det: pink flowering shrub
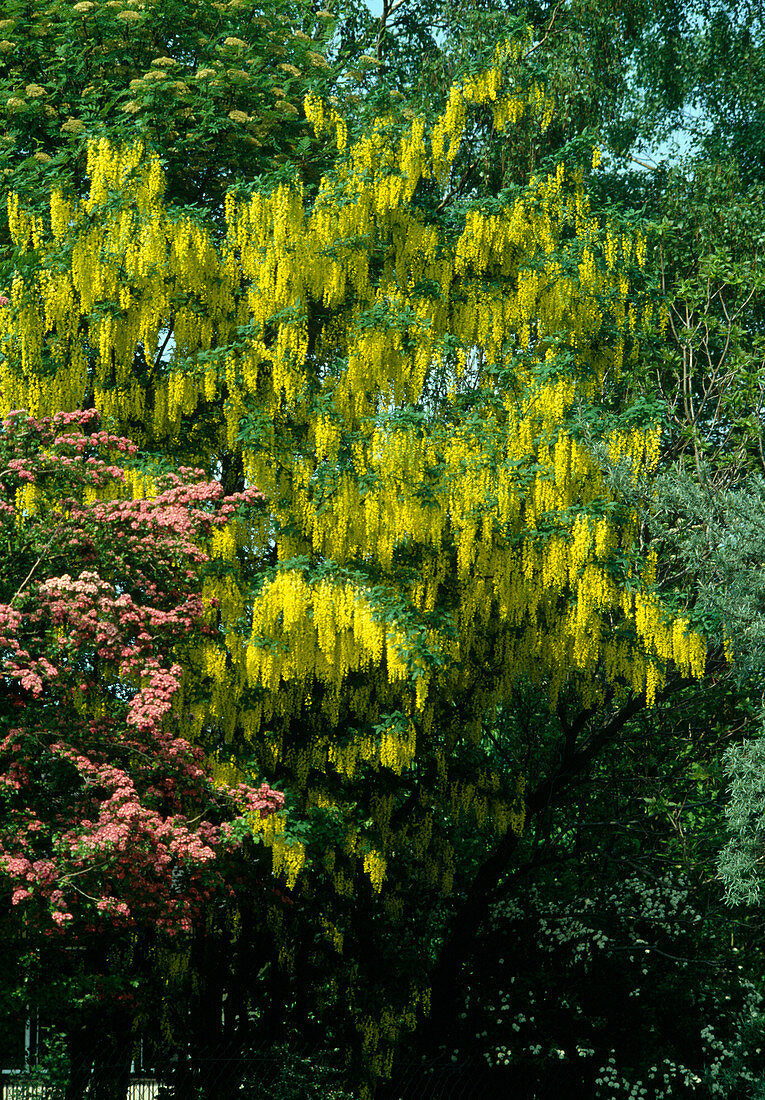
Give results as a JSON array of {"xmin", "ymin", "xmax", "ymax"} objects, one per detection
[{"xmin": 0, "ymin": 409, "xmax": 283, "ymax": 935}]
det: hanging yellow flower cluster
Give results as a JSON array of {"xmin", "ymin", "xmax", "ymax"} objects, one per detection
[{"xmin": 3, "ymin": 138, "xmax": 233, "ymax": 433}]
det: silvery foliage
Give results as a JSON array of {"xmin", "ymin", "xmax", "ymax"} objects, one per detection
[{"xmin": 647, "ymin": 470, "xmax": 765, "ymax": 905}]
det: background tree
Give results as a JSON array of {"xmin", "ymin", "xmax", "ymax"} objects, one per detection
[{"xmin": 0, "ymin": 0, "xmax": 340, "ymax": 220}]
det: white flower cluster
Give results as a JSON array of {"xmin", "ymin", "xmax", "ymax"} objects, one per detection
[{"xmin": 454, "ymin": 866, "xmax": 765, "ymax": 1095}]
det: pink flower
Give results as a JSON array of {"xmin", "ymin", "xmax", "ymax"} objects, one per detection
[{"xmin": 0, "ymin": 408, "xmax": 281, "ymax": 936}]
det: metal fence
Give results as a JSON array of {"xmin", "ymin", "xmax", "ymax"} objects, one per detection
[{"xmin": 1, "ymin": 1080, "xmax": 158, "ymax": 1100}]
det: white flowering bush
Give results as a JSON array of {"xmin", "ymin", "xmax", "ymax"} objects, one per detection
[{"xmin": 445, "ymin": 867, "xmax": 765, "ymax": 1098}]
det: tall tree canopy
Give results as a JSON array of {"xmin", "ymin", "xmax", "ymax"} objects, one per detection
[{"xmin": 0, "ymin": 30, "xmax": 710, "ymax": 1090}]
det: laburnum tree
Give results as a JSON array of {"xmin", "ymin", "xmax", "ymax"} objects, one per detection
[
  {"xmin": 0, "ymin": 33, "xmax": 711, "ymax": 1095},
  {"xmin": 0, "ymin": 406, "xmax": 284, "ymax": 1092}
]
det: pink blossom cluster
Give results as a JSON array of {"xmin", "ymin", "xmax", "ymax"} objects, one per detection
[{"xmin": 0, "ymin": 410, "xmax": 281, "ymax": 936}]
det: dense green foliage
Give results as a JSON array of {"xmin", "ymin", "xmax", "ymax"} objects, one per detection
[{"xmin": 1, "ymin": 0, "xmax": 765, "ymax": 1097}]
